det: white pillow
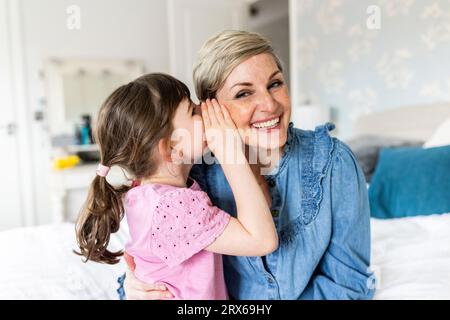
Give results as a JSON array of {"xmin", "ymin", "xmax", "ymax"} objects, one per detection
[{"xmin": 424, "ymin": 117, "xmax": 450, "ymax": 148}]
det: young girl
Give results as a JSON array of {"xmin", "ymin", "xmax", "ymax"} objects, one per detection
[{"xmin": 75, "ymin": 73, "xmax": 278, "ymax": 300}]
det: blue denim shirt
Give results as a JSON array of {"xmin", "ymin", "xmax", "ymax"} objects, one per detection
[{"xmin": 118, "ymin": 123, "xmax": 375, "ymax": 300}]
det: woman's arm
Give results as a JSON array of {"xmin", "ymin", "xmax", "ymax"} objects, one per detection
[
  {"xmin": 299, "ymin": 141, "xmax": 375, "ymax": 300},
  {"xmin": 202, "ymin": 99, "xmax": 278, "ymax": 256},
  {"xmin": 120, "ymin": 253, "xmax": 173, "ymax": 300}
]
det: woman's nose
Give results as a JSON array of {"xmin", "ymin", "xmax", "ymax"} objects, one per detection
[{"xmin": 258, "ymin": 91, "xmax": 277, "ymax": 113}]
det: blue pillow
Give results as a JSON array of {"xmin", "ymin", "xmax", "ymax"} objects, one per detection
[{"xmin": 369, "ymin": 145, "xmax": 450, "ymax": 219}]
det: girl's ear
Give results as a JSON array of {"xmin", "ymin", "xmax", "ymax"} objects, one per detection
[{"xmin": 157, "ymin": 138, "xmax": 172, "ymax": 162}]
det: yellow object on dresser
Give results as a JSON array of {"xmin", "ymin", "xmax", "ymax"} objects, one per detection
[{"xmin": 52, "ymin": 155, "xmax": 81, "ymax": 171}]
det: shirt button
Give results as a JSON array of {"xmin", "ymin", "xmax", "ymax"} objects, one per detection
[
  {"xmin": 271, "ymin": 209, "xmax": 279, "ymax": 217},
  {"xmin": 267, "ymin": 277, "xmax": 274, "ymax": 284}
]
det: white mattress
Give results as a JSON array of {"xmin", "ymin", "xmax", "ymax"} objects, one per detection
[
  {"xmin": 0, "ymin": 223, "xmax": 127, "ymax": 300},
  {"xmin": 371, "ymin": 212, "xmax": 450, "ymax": 300},
  {"xmin": 1, "ymin": 213, "xmax": 449, "ymax": 299}
]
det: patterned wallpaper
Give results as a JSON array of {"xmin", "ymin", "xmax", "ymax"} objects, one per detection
[{"xmin": 292, "ymin": 0, "xmax": 450, "ymax": 138}]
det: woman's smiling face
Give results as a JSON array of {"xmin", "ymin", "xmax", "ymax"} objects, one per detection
[{"xmin": 215, "ymin": 53, "xmax": 291, "ymax": 151}]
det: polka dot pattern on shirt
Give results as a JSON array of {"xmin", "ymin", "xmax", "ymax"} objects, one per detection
[{"xmin": 150, "ymin": 188, "xmax": 230, "ymax": 267}]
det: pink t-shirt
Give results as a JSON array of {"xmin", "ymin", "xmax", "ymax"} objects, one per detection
[{"xmin": 124, "ymin": 179, "xmax": 231, "ymax": 300}]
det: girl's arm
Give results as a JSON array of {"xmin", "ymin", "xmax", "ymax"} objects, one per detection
[
  {"xmin": 201, "ymin": 99, "xmax": 278, "ymax": 256},
  {"xmin": 120, "ymin": 100, "xmax": 278, "ymax": 300}
]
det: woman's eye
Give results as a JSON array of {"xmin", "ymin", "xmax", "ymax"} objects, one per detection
[
  {"xmin": 235, "ymin": 91, "xmax": 251, "ymax": 99},
  {"xmin": 269, "ymin": 80, "xmax": 283, "ymax": 89}
]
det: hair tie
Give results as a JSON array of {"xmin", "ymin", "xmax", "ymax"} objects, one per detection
[{"xmin": 96, "ymin": 164, "xmax": 110, "ymax": 177}]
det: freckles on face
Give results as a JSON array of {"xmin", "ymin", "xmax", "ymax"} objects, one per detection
[
  {"xmin": 224, "ymin": 99, "xmax": 254, "ymax": 128},
  {"xmin": 216, "ymin": 54, "xmax": 290, "ymax": 127},
  {"xmin": 215, "ymin": 53, "xmax": 291, "ymax": 149}
]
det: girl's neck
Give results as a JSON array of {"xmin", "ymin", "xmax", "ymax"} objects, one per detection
[{"xmin": 141, "ymin": 164, "xmax": 192, "ymax": 188}]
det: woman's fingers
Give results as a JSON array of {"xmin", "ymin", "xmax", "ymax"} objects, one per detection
[
  {"xmin": 130, "ymin": 290, "xmax": 173, "ymax": 300},
  {"xmin": 145, "ymin": 290, "xmax": 173, "ymax": 300},
  {"xmin": 138, "ymin": 282, "xmax": 167, "ymax": 291},
  {"xmin": 124, "ymin": 269, "xmax": 173, "ymax": 300}
]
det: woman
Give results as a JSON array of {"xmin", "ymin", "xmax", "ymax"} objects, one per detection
[{"xmin": 118, "ymin": 30, "xmax": 375, "ymax": 300}]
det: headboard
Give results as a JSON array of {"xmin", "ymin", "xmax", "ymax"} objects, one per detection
[{"xmin": 352, "ymin": 102, "xmax": 450, "ymax": 141}]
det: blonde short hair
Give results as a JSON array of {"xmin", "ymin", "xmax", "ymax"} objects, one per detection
[{"xmin": 193, "ymin": 30, "xmax": 283, "ymax": 101}]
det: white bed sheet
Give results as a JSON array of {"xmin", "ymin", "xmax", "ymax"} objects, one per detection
[
  {"xmin": 0, "ymin": 223, "xmax": 127, "ymax": 300},
  {"xmin": 371, "ymin": 212, "xmax": 450, "ymax": 300},
  {"xmin": 1, "ymin": 213, "xmax": 449, "ymax": 300}
]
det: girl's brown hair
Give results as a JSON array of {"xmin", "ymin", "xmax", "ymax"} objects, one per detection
[{"xmin": 75, "ymin": 73, "xmax": 190, "ymax": 264}]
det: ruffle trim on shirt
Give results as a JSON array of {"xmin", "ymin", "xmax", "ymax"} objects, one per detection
[{"xmin": 280, "ymin": 122, "xmax": 336, "ymax": 244}]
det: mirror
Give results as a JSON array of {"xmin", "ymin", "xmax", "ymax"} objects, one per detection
[
  {"xmin": 44, "ymin": 58, "xmax": 145, "ymax": 142},
  {"xmin": 62, "ymin": 70, "xmax": 128, "ymax": 125}
]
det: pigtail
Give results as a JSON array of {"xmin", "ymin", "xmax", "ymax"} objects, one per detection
[
  {"xmin": 74, "ymin": 73, "xmax": 190, "ymax": 265},
  {"xmin": 75, "ymin": 174, "xmax": 130, "ymax": 264}
]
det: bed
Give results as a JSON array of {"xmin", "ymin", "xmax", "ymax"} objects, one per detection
[
  {"xmin": 1, "ymin": 103, "xmax": 449, "ymax": 300},
  {"xmin": 1, "ymin": 214, "xmax": 449, "ymax": 300},
  {"xmin": 353, "ymin": 102, "xmax": 450, "ymax": 299},
  {"xmin": 0, "ymin": 223, "xmax": 127, "ymax": 300},
  {"xmin": 371, "ymin": 213, "xmax": 450, "ymax": 299}
]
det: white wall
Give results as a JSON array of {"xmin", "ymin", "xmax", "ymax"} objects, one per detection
[
  {"xmin": 247, "ymin": 0, "xmax": 290, "ymax": 87},
  {"xmin": 19, "ymin": 0, "xmax": 170, "ymax": 224},
  {"xmin": 168, "ymin": 0, "xmax": 248, "ymax": 100},
  {"xmin": 0, "ymin": 0, "xmax": 24, "ymax": 230}
]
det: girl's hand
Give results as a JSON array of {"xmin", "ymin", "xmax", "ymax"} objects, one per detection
[
  {"xmin": 123, "ymin": 252, "xmax": 173, "ymax": 300},
  {"xmin": 201, "ymin": 99, "xmax": 244, "ymax": 164}
]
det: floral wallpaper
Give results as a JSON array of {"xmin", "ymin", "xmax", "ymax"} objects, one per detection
[{"xmin": 292, "ymin": 0, "xmax": 450, "ymax": 138}]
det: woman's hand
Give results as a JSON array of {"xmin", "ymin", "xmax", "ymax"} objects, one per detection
[
  {"xmin": 123, "ymin": 252, "xmax": 173, "ymax": 300},
  {"xmin": 201, "ymin": 99, "xmax": 244, "ymax": 164}
]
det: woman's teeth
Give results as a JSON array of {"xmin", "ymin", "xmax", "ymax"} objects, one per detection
[{"xmin": 252, "ymin": 117, "xmax": 280, "ymax": 129}]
